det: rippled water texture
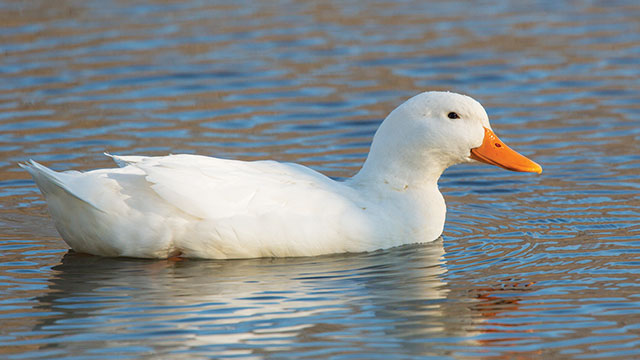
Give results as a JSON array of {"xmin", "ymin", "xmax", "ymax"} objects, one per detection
[{"xmin": 2, "ymin": 1, "xmax": 640, "ymax": 359}]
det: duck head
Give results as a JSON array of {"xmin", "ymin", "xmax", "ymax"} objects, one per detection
[{"xmin": 356, "ymin": 91, "xmax": 541, "ymax": 185}]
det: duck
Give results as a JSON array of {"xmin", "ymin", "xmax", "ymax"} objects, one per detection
[{"xmin": 21, "ymin": 91, "xmax": 542, "ymax": 259}]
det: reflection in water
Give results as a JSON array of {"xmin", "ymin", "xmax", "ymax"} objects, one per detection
[{"xmin": 29, "ymin": 242, "xmax": 456, "ymax": 358}]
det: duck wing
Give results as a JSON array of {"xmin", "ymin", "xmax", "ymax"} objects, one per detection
[{"xmin": 111, "ymin": 154, "xmax": 355, "ymax": 220}]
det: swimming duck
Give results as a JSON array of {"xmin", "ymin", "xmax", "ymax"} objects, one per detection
[{"xmin": 21, "ymin": 91, "xmax": 541, "ymax": 259}]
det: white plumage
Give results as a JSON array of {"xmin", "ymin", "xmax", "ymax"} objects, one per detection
[{"xmin": 21, "ymin": 91, "xmax": 541, "ymax": 259}]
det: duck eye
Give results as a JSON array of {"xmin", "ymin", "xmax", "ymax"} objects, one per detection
[{"xmin": 447, "ymin": 112, "xmax": 460, "ymax": 119}]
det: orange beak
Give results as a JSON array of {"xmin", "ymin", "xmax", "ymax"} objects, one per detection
[{"xmin": 470, "ymin": 127, "xmax": 542, "ymax": 174}]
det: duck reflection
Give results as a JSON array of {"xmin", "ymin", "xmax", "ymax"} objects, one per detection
[
  {"xmin": 32, "ymin": 240, "xmax": 528, "ymax": 357},
  {"xmin": 30, "ymin": 241, "xmax": 453, "ymax": 356}
]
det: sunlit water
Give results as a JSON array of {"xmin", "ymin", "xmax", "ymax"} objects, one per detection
[{"xmin": 1, "ymin": 0, "xmax": 640, "ymax": 359}]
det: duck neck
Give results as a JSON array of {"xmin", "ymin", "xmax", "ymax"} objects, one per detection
[
  {"xmin": 349, "ymin": 150, "xmax": 449, "ymax": 191},
  {"xmin": 347, "ymin": 149, "xmax": 449, "ymax": 243}
]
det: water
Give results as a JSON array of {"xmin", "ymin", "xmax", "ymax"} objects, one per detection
[{"xmin": 1, "ymin": 0, "xmax": 639, "ymax": 358}]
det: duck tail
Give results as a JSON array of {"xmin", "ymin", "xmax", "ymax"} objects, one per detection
[{"xmin": 19, "ymin": 160, "xmax": 104, "ymax": 212}]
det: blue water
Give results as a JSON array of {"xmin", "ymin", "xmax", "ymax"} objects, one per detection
[{"xmin": 1, "ymin": 0, "xmax": 640, "ymax": 358}]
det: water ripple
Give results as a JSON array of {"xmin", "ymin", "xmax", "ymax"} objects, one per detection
[{"xmin": 2, "ymin": 0, "xmax": 640, "ymax": 359}]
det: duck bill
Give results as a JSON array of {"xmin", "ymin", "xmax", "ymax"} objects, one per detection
[{"xmin": 470, "ymin": 127, "xmax": 542, "ymax": 174}]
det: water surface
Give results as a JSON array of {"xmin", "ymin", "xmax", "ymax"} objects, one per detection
[{"xmin": 1, "ymin": 0, "xmax": 639, "ymax": 359}]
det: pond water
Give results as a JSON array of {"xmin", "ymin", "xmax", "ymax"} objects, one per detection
[{"xmin": 1, "ymin": 0, "xmax": 639, "ymax": 358}]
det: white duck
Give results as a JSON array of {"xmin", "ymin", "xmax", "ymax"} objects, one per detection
[{"xmin": 22, "ymin": 91, "xmax": 541, "ymax": 259}]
